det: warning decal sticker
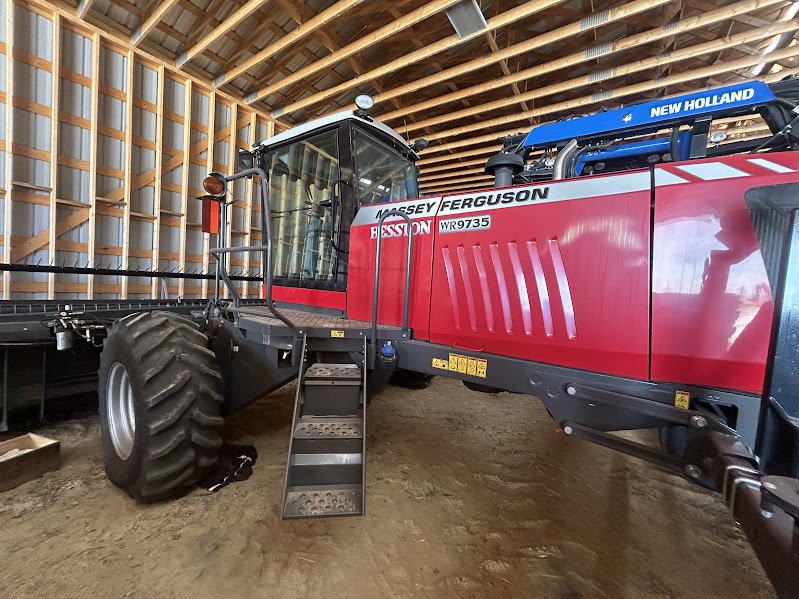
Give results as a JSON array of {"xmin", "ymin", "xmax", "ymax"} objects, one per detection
[{"xmin": 432, "ymin": 354, "xmax": 487, "ymax": 378}]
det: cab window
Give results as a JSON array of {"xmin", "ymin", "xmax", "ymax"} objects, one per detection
[
  {"xmin": 265, "ymin": 130, "xmax": 338, "ymax": 282},
  {"xmin": 353, "ymin": 128, "xmax": 418, "ymax": 205}
]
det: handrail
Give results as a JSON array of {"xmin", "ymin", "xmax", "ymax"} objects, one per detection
[
  {"xmin": 211, "ymin": 167, "xmax": 298, "ymax": 337},
  {"xmin": 370, "ymin": 209, "xmax": 413, "ymax": 346}
]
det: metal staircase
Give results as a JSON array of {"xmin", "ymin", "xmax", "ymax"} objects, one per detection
[{"xmin": 281, "ymin": 336, "xmax": 368, "ymax": 518}]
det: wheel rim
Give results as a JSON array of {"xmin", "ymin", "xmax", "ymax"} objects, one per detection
[{"xmin": 107, "ymin": 362, "xmax": 135, "ymax": 460}]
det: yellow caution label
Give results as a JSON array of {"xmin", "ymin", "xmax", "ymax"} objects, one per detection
[
  {"xmin": 434, "ymin": 355, "xmax": 488, "ymax": 378},
  {"xmin": 467, "ymin": 357, "xmax": 477, "ymax": 376},
  {"xmin": 675, "ymin": 390, "xmax": 690, "ymax": 410},
  {"xmin": 432, "ymin": 358, "xmax": 449, "ymax": 370},
  {"xmin": 331, "ymin": 330, "xmax": 344, "ymax": 338},
  {"xmin": 476, "ymin": 359, "xmax": 487, "ymax": 379}
]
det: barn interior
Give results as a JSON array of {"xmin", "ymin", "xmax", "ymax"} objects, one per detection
[{"xmin": 1, "ymin": 0, "xmax": 798, "ymax": 597}]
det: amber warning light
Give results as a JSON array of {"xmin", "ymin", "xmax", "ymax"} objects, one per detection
[{"xmin": 203, "ymin": 172, "xmax": 226, "ymax": 197}]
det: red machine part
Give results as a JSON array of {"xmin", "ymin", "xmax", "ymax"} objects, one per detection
[
  {"xmin": 346, "ymin": 197, "xmax": 441, "ymax": 340},
  {"xmin": 347, "ymin": 152, "xmax": 799, "ymax": 394},
  {"xmin": 651, "ymin": 154, "xmax": 799, "ymax": 393},
  {"xmin": 427, "ymin": 181, "xmax": 651, "ymax": 379}
]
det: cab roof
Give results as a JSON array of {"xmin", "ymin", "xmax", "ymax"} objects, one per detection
[{"xmin": 255, "ymin": 110, "xmax": 419, "ymax": 160}]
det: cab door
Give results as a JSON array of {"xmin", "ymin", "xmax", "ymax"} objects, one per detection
[{"xmin": 263, "ymin": 128, "xmax": 351, "ymax": 310}]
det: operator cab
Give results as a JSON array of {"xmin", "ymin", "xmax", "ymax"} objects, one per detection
[{"xmin": 242, "ymin": 106, "xmax": 421, "ymax": 295}]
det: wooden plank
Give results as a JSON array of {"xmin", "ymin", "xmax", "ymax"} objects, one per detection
[
  {"xmin": 178, "ymin": 79, "xmax": 191, "ymax": 298},
  {"xmin": 48, "ymin": 12, "xmax": 60, "ymax": 298},
  {"xmin": 151, "ymin": 65, "xmax": 165, "ymax": 298},
  {"xmin": 121, "ymin": 49, "xmax": 134, "ymax": 298},
  {"xmin": 131, "ymin": 0, "xmax": 181, "ymax": 47},
  {"xmin": 244, "ymin": 0, "xmax": 466, "ymax": 103},
  {"xmin": 268, "ymin": 0, "xmax": 569, "ymax": 114},
  {"xmin": 86, "ymin": 31, "xmax": 100, "ymax": 299},
  {"xmin": 3, "ymin": 0, "xmax": 13, "ymax": 298},
  {"xmin": 378, "ymin": 0, "xmax": 786, "ymax": 123},
  {"xmin": 76, "ymin": 0, "xmax": 96, "ymax": 19},
  {"xmin": 28, "ymin": 0, "xmax": 279, "ymax": 122},
  {"xmin": 178, "ymin": 0, "xmax": 274, "ymax": 67},
  {"xmin": 220, "ymin": 0, "xmax": 363, "ymax": 85}
]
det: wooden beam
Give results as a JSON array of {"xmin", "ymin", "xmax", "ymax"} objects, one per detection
[
  {"xmin": 179, "ymin": 0, "xmax": 230, "ymax": 55},
  {"xmin": 178, "ymin": 79, "xmax": 192, "ymax": 298},
  {"xmin": 419, "ymin": 167, "xmax": 486, "ymax": 182},
  {"xmin": 178, "ymin": 0, "xmax": 274, "ymax": 67},
  {"xmin": 411, "ymin": 17, "xmax": 799, "ymax": 138},
  {"xmin": 417, "ymin": 146, "xmax": 501, "ymax": 166},
  {"xmin": 268, "ymin": 0, "xmax": 571, "ymax": 115},
  {"xmin": 419, "ymin": 157, "xmax": 488, "ymax": 174},
  {"xmin": 121, "ymin": 48, "xmax": 134, "ymax": 298},
  {"xmin": 131, "ymin": 0, "xmax": 183, "ymax": 47},
  {"xmin": 151, "ymin": 65, "xmax": 165, "ymax": 298},
  {"xmin": 3, "ymin": 0, "xmax": 12, "ymax": 298},
  {"xmin": 246, "ymin": 0, "xmax": 468, "ymax": 105},
  {"xmin": 48, "ymin": 12, "xmax": 60, "ymax": 298},
  {"xmin": 219, "ymin": 0, "xmax": 366, "ymax": 87},
  {"xmin": 86, "ymin": 31, "xmax": 100, "ymax": 298},
  {"xmin": 76, "ymin": 0, "xmax": 97, "ymax": 19},
  {"xmin": 378, "ymin": 0, "xmax": 783, "ymax": 124}
]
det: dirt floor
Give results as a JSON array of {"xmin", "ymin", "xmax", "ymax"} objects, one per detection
[{"xmin": 0, "ymin": 377, "xmax": 776, "ymax": 599}]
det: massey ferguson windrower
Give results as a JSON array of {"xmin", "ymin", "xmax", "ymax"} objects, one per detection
[{"xmin": 90, "ymin": 82, "xmax": 799, "ymax": 596}]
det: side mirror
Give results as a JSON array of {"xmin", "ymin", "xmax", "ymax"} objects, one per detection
[
  {"xmin": 411, "ymin": 138, "xmax": 429, "ymax": 152},
  {"xmin": 237, "ymin": 149, "xmax": 255, "ymax": 172}
]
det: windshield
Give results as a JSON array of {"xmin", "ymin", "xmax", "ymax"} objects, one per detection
[{"xmin": 353, "ymin": 128, "xmax": 418, "ymax": 205}]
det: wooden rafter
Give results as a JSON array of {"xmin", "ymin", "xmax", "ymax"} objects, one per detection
[
  {"xmin": 178, "ymin": 0, "xmax": 274, "ymax": 67},
  {"xmin": 218, "ymin": 0, "xmax": 366, "ymax": 87},
  {"xmin": 407, "ymin": 17, "xmax": 799, "ymax": 138},
  {"xmin": 131, "ymin": 0, "xmax": 182, "ymax": 47},
  {"xmin": 378, "ymin": 0, "xmax": 779, "ymax": 124},
  {"xmin": 248, "ymin": 0, "xmax": 469, "ymax": 108},
  {"xmin": 269, "ymin": 0, "xmax": 584, "ymax": 116}
]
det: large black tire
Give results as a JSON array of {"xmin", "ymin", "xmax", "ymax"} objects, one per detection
[{"xmin": 98, "ymin": 311, "xmax": 224, "ymax": 502}]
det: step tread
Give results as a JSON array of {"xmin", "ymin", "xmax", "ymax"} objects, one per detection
[
  {"xmin": 290, "ymin": 452, "xmax": 362, "ymax": 466},
  {"xmin": 305, "ymin": 363, "xmax": 362, "ymax": 382},
  {"xmin": 283, "ymin": 485, "xmax": 363, "ymax": 518},
  {"xmin": 294, "ymin": 417, "xmax": 363, "ymax": 439}
]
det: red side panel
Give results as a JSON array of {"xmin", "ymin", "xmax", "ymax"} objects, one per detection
[
  {"xmin": 651, "ymin": 154, "xmax": 799, "ymax": 393},
  {"xmin": 265, "ymin": 285, "xmax": 347, "ymax": 310},
  {"xmin": 428, "ymin": 177, "xmax": 652, "ymax": 379},
  {"xmin": 347, "ymin": 198, "xmax": 441, "ymax": 340}
]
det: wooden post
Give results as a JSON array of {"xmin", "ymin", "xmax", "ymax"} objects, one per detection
[
  {"xmin": 86, "ymin": 32, "xmax": 100, "ymax": 299},
  {"xmin": 121, "ymin": 49, "xmax": 134, "ymax": 299},
  {"xmin": 47, "ymin": 12, "xmax": 60, "ymax": 299},
  {"xmin": 3, "ymin": 0, "xmax": 13, "ymax": 299},
  {"xmin": 151, "ymin": 65, "xmax": 165, "ymax": 298},
  {"xmin": 178, "ymin": 79, "xmax": 192, "ymax": 298}
]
